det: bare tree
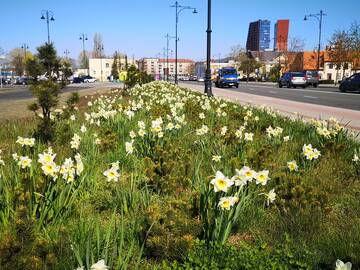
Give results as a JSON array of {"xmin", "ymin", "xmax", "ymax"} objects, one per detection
[
  {"xmin": 348, "ymin": 22, "xmax": 360, "ymax": 72},
  {"xmin": 9, "ymin": 48, "xmax": 25, "ymax": 76},
  {"xmin": 327, "ymin": 30, "xmax": 351, "ymax": 83},
  {"xmin": 78, "ymin": 50, "xmax": 89, "ymax": 69},
  {"xmin": 282, "ymin": 37, "xmax": 305, "ymax": 71},
  {"xmin": 92, "ymin": 33, "xmax": 105, "ymax": 58}
]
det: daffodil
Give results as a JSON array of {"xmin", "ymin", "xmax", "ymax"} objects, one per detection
[
  {"xmin": 80, "ymin": 125, "xmax": 87, "ymax": 133},
  {"xmin": 212, "ymin": 155, "xmax": 221, "ymax": 162},
  {"xmin": 244, "ymin": 132, "xmax": 253, "ymax": 142},
  {"xmin": 103, "ymin": 162, "xmax": 120, "ymax": 182},
  {"xmin": 125, "ymin": 141, "xmax": 134, "ymax": 155},
  {"xmin": 18, "ymin": 156, "xmax": 32, "ymax": 169},
  {"xmin": 38, "ymin": 151, "xmax": 56, "ymax": 165},
  {"xmin": 287, "ymin": 160, "xmax": 298, "ymax": 172},
  {"xmin": 210, "ymin": 171, "xmax": 234, "ymax": 192},
  {"xmin": 218, "ymin": 196, "xmax": 238, "ymax": 210},
  {"xmin": 353, "ymin": 154, "xmax": 359, "ymax": 163},
  {"xmin": 255, "ymin": 170, "xmax": 270, "ymax": 185},
  {"xmin": 335, "ymin": 259, "xmax": 352, "ymax": 270},
  {"xmin": 41, "ymin": 162, "xmax": 60, "ymax": 177},
  {"xmin": 71, "ymin": 134, "xmax": 81, "ymax": 150},
  {"xmin": 90, "ymin": 259, "xmax": 109, "ymax": 270},
  {"xmin": 264, "ymin": 189, "xmax": 276, "ymax": 206}
]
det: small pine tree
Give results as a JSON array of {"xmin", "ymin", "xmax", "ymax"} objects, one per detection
[{"xmin": 111, "ymin": 52, "xmax": 119, "ymax": 80}]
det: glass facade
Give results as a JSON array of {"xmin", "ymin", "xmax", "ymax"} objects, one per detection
[{"xmin": 259, "ymin": 20, "xmax": 271, "ymax": 51}]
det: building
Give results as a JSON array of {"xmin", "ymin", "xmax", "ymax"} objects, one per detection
[
  {"xmin": 195, "ymin": 58, "xmax": 236, "ymax": 79},
  {"xmin": 89, "ymin": 57, "xmax": 137, "ymax": 81},
  {"xmin": 274, "ymin": 19, "xmax": 289, "ymax": 51},
  {"xmin": 246, "ymin": 20, "xmax": 271, "ymax": 51},
  {"xmin": 138, "ymin": 58, "xmax": 194, "ymax": 79}
]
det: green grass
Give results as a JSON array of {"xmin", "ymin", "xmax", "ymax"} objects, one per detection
[{"xmin": 0, "ymin": 81, "xmax": 359, "ymax": 269}]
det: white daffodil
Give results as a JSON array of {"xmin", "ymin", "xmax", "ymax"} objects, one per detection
[
  {"xmin": 335, "ymin": 259, "xmax": 352, "ymax": 270},
  {"xmin": 103, "ymin": 163, "xmax": 120, "ymax": 182},
  {"xmin": 287, "ymin": 160, "xmax": 298, "ymax": 172},
  {"xmin": 38, "ymin": 151, "xmax": 56, "ymax": 165},
  {"xmin": 353, "ymin": 154, "xmax": 359, "ymax": 163},
  {"xmin": 244, "ymin": 132, "xmax": 253, "ymax": 142},
  {"xmin": 220, "ymin": 126, "xmax": 228, "ymax": 136},
  {"xmin": 210, "ymin": 171, "xmax": 234, "ymax": 193},
  {"xmin": 264, "ymin": 189, "xmax": 276, "ymax": 206},
  {"xmin": 283, "ymin": 136, "xmax": 290, "ymax": 142},
  {"xmin": 199, "ymin": 112, "xmax": 205, "ymax": 119},
  {"xmin": 90, "ymin": 259, "xmax": 109, "ymax": 270},
  {"xmin": 125, "ymin": 141, "xmax": 134, "ymax": 155},
  {"xmin": 255, "ymin": 170, "xmax": 270, "ymax": 185},
  {"xmin": 18, "ymin": 156, "xmax": 32, "ymax": 169},
  {"xmin": 218, "ymin": 196, "xmax": 239, "ymax": 210},
  {"xmin": 80, "ymin": 125, "xmax": 87, "ymax": 133},
  {"xmin": 70, "ymin": 134, "xmax": 81, "ymax": 150}
]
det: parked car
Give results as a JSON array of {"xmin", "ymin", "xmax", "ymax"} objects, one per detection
[
  {"xmin": 339, "ymin": 72, "xmax": 360, "ymax": 92},
  {"xmin": 303, "ymin": 70, "xmax": 319, "ymax": 87},
  {"xmin": 189, "ymin": 75, "xmax": 197, "ymax": 81},
  {"xmin": 197, "ymin": 77, "xmax": 205, "ymax": 82},
  {"xmin": 83, "ymin": 75, "xmax": 97, "ymax": 83},
  {"xmin": 15, "ymin": 77, "xmax": 30, "ymax": 85},
  {"xmin": 278, "ymin": 72, "xmax": 306, "ymax": 88},
  {"xmin": 72, "ymin": 77, "xmax": 84, "ymax": 84}
]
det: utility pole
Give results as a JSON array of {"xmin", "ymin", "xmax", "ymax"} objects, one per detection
[
  {"xmin": 204, "ymin": 0, "xmax": 213, "ymax": 96},
  {"xmin": 64, "ymin": 49, "xmax": 70, "ymax": 60},
  {"xmin": 98, "ymin": 45, "xmax": 104, "ymax": 81},
  {"xmin": 40, "ymin": 10, "xmax": 55, "ymax": 43}
]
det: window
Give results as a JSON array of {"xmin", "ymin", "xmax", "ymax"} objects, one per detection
[
  {"xmin": 344, "ymin": 63, "xmax": 349, "ymax": 70},
  {"xmin": 328, "ymin": 63, "xmax": 333, "ymax": 69},
  {"xmin": 105, "ymin": 63, "xmax": 109, "ymax": 68},
  {"xmin": 327, "ymin": 73, "xmax": 332, "ymax": 80}
]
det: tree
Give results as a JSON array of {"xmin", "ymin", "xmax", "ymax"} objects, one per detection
[
  {"xmin": 9, "ymin": 48, "xmax": 25, "ymax": 76},
  {"xmin": 327, "ymin": 30, "xmax": 351, "ymax": 83},
  {"xmin": 25, "ymin": 55, "xmax": 44, "ymax": 81},
  {"xmin": 348, "ymin": 22, "xmax": 360, "ymax": 72},
  {"xmin": 282, "ymin": 37, "xmax": 305, "ymax": 71},
  {"xmin": 239, "ymin": 57, "xmax": 261, "ymax": 82},
  {"xmin": 59, "ymin": 59, "xmax": 73, "ymax": 87},
  {"xmin": 37, "ymin": 43, "xmax": 60, "ymax": 80},
  {"xmin": 111, "ymin": 51, "xmax": 119, "ymax": 80},
  {"xmin": 186, "ymin": 63, "xmax": 195, "ymax": 75},
  {"xmin": 78, "ymin": 50, "xmax": 89, "ymax": 69},
  {"xmin": 92, "ymin": 33, "xmax": 105, "ymax": 58}
]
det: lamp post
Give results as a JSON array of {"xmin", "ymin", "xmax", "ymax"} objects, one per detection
[
  {"xmin": 21, "ymin": 43, "xmax": 29, "ymax": 60},
  {"xmin": 170, "ymin": 1, "xmax": 197, "ymax": 85},
  {"xmin": 274, "ymin": 35, "xmax": 284, "ymax": 80},
  {"xmin": 304, "ymin": 10, "xmax": 326, "ymax": 72},
  {"xmin": 64, "ymin": 49, "xmax": 70, "ymax": 60},
  {"xmin": 40, "ymin": 10, "xmax": 55, "ymax": 43},
  {"xmin": 204, "ymin": 0, "xmax": 212, "ymax": 96},
  {"xmin": 79, "ymin": 33, "xmax": 88, "ymax": 74},
  {"xmin": 165, "ymin": 34, "xmax": 176, "ymax": 81},
  {"xmin": 98, "ymin": 45, "xmax": 104, "ymax": 82}
]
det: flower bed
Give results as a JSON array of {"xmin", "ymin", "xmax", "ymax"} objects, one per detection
[{"xmin": 0, "ymin": 81, "xmax": 359, "ymax": 269}]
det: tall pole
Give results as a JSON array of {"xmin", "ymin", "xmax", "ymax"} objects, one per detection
[
  {"xmin": 304, "ymin": 10, "xmax": 326, "ymax": 73},
  {"xmin": 165, "ymin": 34, "xmax": 175, "ymax": 81},
  {"xmin": 204, "ymin": 0, "xmax": 212, "ymax": 96},
  {"xmin": 64, "ymin": 49, "xmax": 70, "ymax": 60},
  {"xmin": 41, "ymin": 10, "xmax": 55, "ymax": 43},
  {"xmin": 21, "ymin": 43, "xmax": 29, "ymax": 60},
  {"xmin": 170, "ymin": 1, "xmax": 197, "ymax": 84},
  {"xmin": 317, "ymin": 10, "xmax": 323, "ymax": 72},
  {"xmin": 175, "ymin": 2, "xmax": 179, "ymax": 84},
  {"xmin": 80, "ymin": 33, "xmax": 88, "ymax": 75},
  {"xmin": 98, "ymin": 45, "xmax": 104, "ymax": 82}
]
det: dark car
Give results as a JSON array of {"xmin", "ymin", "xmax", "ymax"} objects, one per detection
[
  {"xmin": 339, "ymin": 73, "xmax": 360, "ymax": 93},
  {"xmin": 72, "ymin": 77, "xmax": 84, "ymax": 83},
  {"xmin": 278, "ymin": 72, "xmax": 306, "ymax": 88},
  {"xmin": 303, "ymin": 70, "xmax": 319, "ymax": 87}
]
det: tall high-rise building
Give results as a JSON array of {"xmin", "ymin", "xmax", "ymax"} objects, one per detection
[
  {"xmin": 246, "ymin": 20, "xmax": 271, "ymax": 51},
  {"xmin": 274, "ymin": 19, "xmax": 289, "ymax": 51}
]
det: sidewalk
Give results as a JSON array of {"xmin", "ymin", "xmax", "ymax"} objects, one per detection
[{"xmin": 180, "ymin": 83, "xmax": 360, "ymax": 133}]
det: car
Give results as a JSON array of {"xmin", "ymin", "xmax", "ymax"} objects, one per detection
[
  {"xmin": 278, "ymin": 72, "xmax": 306, "ymax": 88},
  {"xmin": 83, "ymin": 75, "xmax": 97, "ymax": 83},
  {"xmin": 303, "ymin": 70, "xmax": 319, "ymax": 87},
  {"xmin": 189, "ymin": 75, "xmax": 197, "ymax": 81},
  {"xmin": 339, "ymin": 73, "xmax": 360, "ymax": 92},
  {"xmin": 214, "ymin": 67, "xmax": 239, "ymax": 88},
  {"xmin": 197, "ymin": 77, "xmax": 205, "ymax": 82},
  {"xmin": 72, "ymin": 77, "xmax": 84, "ymax": 83},
  {"xmin": 15, "ymin": 77, "xmax": 30, "ymax": 85}
]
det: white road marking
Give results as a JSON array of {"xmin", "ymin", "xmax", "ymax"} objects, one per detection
[{"xmin": 303, "ymin": 95, "xmax": 318, "ymax": 99}]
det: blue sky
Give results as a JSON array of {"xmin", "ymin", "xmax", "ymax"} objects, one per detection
[{"xmin": 1, "ymin": 0, "xmax": 359, "ymax": 61}]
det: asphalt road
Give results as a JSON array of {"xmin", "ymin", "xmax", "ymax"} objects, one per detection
[
  {"xmin": 182, "ymin": 81, "xmax": 360, "ymax": 111},
  {"xmin": 0, "ymin": 82, "xmax": 117, "ymax": 102}
]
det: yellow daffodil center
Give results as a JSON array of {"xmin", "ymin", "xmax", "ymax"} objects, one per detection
[{"xmin": 216, "ymin": 179, "xmax": 226, "ymax": 189}]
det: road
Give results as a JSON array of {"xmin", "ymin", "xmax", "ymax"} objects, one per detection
[
  {"xmin": 182, "ymin": 81, "xmax": 360, "ymax": 111},
  {"xmin": 0, "ymin": 82, "xmax": 118, "ymax": 102}
]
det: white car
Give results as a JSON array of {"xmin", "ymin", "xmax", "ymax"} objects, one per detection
[{"xmin": 83, "ymin": 76, "xmax": 97, "ymax": 83}]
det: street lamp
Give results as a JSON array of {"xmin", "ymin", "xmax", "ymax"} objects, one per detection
[
  {"xmin": 79, "ymin": 33, "xmax": 88, "ymax": 74},
  {"xmin": 165, "ymin": 34, "xmax": 176, "ymax": 81},
  {"xmin": 40, "ymin": 10, "xmax": 55, "ymax": 44},
  {"xmin": 97, "ymin": 45, "xmax": 104, "ymax": 82},
  {"xmin": 204, "ymin": 0, "xmax": 212, "ymax": 96},
  {"xmin": 64, "ymin": 49, "xmax": 70, "ymax": 60},
  {"xmin": 21, "ymin": 43, "xmax": 29, "ymax": 59},
  {"xmin": 170, "ymin": 1, "xmax": 197, "ymax": 84},
  {"xmin": 304, "ymin": 10, "xmax": 326, "ymax": 72}
]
